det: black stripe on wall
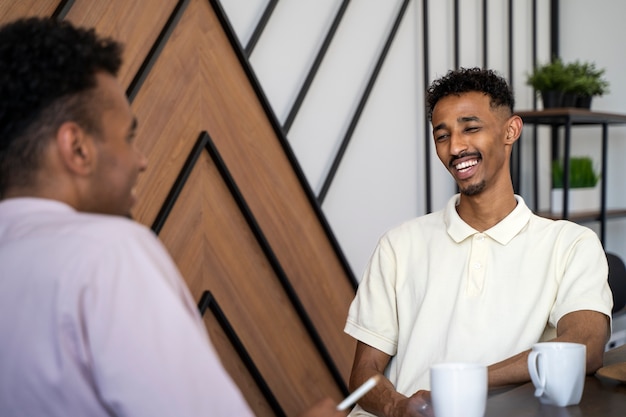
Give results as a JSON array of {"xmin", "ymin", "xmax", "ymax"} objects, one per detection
[
  {"xmin": 126, "ymin": 0, "xmax": 190, "ymax": 102},
  {"xmin": 318, "ymin": 0, "xmax": 412, "ymax": 204},
  {"xmin": 209, "ymin": 0, "xmax": 358, "ymax": 288},
  {"xmin": 198, "ymin": 291, "xmax": 286, "ymax": 417}
]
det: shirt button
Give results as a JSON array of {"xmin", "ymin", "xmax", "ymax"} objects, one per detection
[
  {"xmin": 474, "ymin": 262, "xmax": 482, "ymax": 269},
  {"xmin": 476, "ymin": 234, "xmax": 485, "ymax": 241}
]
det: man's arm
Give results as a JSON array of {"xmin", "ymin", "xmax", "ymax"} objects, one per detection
[
  {"xmin": 348, "ymin": 341, "xmax": 431, "ymax": 417},
  {"xmin": 488, "ymin": 310, "xmax": 610, "ymax": 388}
]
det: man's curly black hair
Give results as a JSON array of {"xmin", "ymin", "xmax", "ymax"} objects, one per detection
[
  {"xmin": 0, "ymin": 17, "xmax": 123, "ymax": 197},
  {"xmin": 425, "ymin": 67, "xmax": 515, "ymax": 121}
]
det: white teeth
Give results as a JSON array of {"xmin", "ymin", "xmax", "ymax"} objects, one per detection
[{"xmin": 455, "ymin": 160, "xmax": 478, "ymax": 170}]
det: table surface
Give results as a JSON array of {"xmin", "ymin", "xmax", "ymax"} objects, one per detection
[{"xmin": 485, "ymin": 344, "xmax": 626, "ymax": 416}]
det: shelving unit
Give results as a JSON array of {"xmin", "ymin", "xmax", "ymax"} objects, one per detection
[{"xmin": 516, "ymin": 108, "xmax": 626, "ymax": 245}]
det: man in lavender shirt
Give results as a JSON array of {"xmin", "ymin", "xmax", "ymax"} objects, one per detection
[{"xmin": 0, "ymin": 17, "xmax": 345, "ymax": 417}]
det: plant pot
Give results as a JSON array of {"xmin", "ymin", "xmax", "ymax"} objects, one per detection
[
  {"xmin": 576, "ymin": 95, "xmax": 593, "ymax": 109},
  {"xmin": 541, "ymin": 90, "xmax": 563, "ymax": 109},
  {"xmin": 551, "ymin": 186, "xmax": 600, "ymax": 215},
  {"xmin": 562, "ymin": 92, "xmax": 577, "ymax": 108}
]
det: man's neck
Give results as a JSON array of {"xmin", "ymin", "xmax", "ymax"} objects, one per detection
[{"xmin": 455, "ymin": 188, "xmax": 517, "ymax": 232}]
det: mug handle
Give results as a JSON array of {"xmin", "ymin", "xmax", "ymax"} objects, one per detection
[{"xmin": 528, "ymin": 351, "xmax": 546, "ymax": 397}]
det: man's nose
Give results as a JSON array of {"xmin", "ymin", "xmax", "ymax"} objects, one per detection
[{"xmin": 449, "ymin": 131, "xmax": 468, "ymax": 155}]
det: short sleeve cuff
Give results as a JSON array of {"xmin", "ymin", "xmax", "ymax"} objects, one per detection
[{"xmin": 344, "ymin": 319, "xmax": 397, "ymax": 356}]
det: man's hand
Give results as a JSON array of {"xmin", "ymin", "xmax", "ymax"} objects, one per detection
[{"xmin": 389, "ymin": 390, "xmax": 433, "ymax": 417}]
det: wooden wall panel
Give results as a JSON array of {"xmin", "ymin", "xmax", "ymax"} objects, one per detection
[
  {"xmin": 159, "ymin": 149, "xmax": 342, "ymax": 415},
  {"xmin": 191, "ymin": 0, "xmax": 356, "ymax": 377},
  {"xmin": 129, "ymin": 0, "xmax": 355, "ymax": 384},
  {"xmin": 0, "ymin": 0, "xmax": 61, "ymax": 21},
  {"xmin": 201, "ymin": 310, "xmax": 277, "ymax": 417},
  {"xmin": 0, "ymin": 0, "xmax": 358, "ymax": 413},
  {"xmin": 65, "ymin": 0, "xmax": 179, "ymax": 89}
]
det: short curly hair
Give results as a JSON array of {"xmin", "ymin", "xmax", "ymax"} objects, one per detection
[
  {"xmin": 0, "ymin": 17, "xmax": 123, "ymax": 197},
  {"xmin": 425, "ymin": 67, "xmax": 514, "ymax": 120}
]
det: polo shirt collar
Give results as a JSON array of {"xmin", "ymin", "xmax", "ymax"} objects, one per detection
[{"xmin": 444, "ymin": 194, "xmax": 532, "ymax": 245}]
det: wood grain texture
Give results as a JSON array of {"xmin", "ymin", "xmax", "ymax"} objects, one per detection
[
  {"xmin": 129, "ymin": 0, "xmax": 355, "ymax": 383},
  {"xmin": 64, "ymin": 0, "xmax": 178, "ymax": 89},
  {"xmin": 0, "ymin": 0, "xmax": 60, "ymax": 21},
  {"xmin": 202, "ymin": 311, "xmax": 279, "ymax": 417},
  {"xmin": 1, "ymin": 0, "xmax": 358, "ymax": 412},
  {"xmin": 160, "ymin": 150, "xmax": 343, "ymax": 415}
]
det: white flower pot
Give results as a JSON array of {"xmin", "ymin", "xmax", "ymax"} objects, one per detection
[{"xmin": 550, "ymin": 185, "xmax": 600, "ymax": 215}]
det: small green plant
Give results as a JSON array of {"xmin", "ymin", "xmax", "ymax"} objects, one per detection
[
  {"xmin": 526, "ymin": 57, "xmax": 574, "ymax": 92},
  {"xmin": 552, "ymin": 157, "xmax": 600, "ymax": 188},
  {"xmin": 566, "ymin": 60, "xmax": 610, "ymax": 97},
  {"xmin": 526, "ymin": 58, "xmax": 609, "ymax": 97}
]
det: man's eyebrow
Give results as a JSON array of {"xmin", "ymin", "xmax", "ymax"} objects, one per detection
[
  {"xmin": 433, "ymin": 116, "xmax": 482, "ymax": 131},
  {"xmin": 459, "ymin": 116, "xmax": 481, "ymax": 123}
]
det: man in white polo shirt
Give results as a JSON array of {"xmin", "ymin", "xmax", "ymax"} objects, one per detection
[{"xmin": 343, "ymin": 67, "xmax": 613, "ymax": 417}]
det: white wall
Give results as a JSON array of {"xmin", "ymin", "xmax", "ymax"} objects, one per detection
[{"xmin": 220, "ymin": 0, "xmax": 626, "ymax": 278}]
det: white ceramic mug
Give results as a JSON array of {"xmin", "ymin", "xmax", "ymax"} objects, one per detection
[
  {"xmin": 527, "ymin": 342, "xmax": 586, "ymax": 406},
  {"xmin": 430, "ymin": 362, "xmax": 487, "ymax": 417}
]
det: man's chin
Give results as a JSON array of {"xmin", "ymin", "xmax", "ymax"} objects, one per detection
[{"xmin": 460, "ymin": 181, "xmax": 486, "ymax": 196}]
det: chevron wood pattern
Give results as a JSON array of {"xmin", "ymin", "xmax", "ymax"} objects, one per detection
[{"xmin": 0, "ymin": 0, "xmax": 357, "ymax": 415}]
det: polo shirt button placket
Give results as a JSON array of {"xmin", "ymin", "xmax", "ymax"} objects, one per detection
[{"xmin": 468, "ymin": 233, "xmax": 487, "ymax": 296}]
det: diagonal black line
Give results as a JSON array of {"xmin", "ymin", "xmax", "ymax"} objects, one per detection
[
  {"xmin": 151, "ymin": 132, "xmax": 209, "ymax": 234},
  {"xmin": 198, "ymin": 291, "xmax": 286, "ymax": 417},
  {"xmin": 150, "ymin": 129, "xmax": 349, "ymax": 395},
  {"xmin": 283, "ymin": 0, "xmax": 352, "ymax": 133},
  {"xmin": 52, "ymin": 0, "xmax": 74, "ymax": 20},
  {"xmin": 201, "ymin": 131, "xmax": 350, "ymax": 396},
  {"xmin": 208, "ymin": 0, "xmax": 358, "ymax": 290},
  {"xmin": 317, "ymin": 0, "xmax": 412, "ymax": 204},
  {"xmin": 126, "ymin": 0, "xmax": 189, "ymax": 102},
  {"xmin": 245, "ymin": 0, "xmax": 278, "ymax": 57}
]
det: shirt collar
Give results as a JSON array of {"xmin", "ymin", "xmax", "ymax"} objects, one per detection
[{"xmin": 444, "ymin": 194, "xmax": 532, "ymax": 245}]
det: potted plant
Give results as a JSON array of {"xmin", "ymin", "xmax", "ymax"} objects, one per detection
[
  {"xmin": 551, "ymin": 156, "xmax": 601, "ymax": 214},
  {"xmin": 526, "ymin": 58, "xmax": 574, "ymax": 108},
  {"xmin": 526, "ymin": 58, "xmax": 610, "ymax": 109},
  {"xmin": 566, "ymin": 60, "xmax": 610, "ymax": 109}
]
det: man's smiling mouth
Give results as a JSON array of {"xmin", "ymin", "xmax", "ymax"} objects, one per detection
[{"xmin": 455, "ymin": 159, "xmax": 479, "ymax": 171}]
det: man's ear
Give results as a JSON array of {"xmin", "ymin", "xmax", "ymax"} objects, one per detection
[
  {"xmin": 505, "ymin": 115, "xmax": 523, "ymax": 145},
  {"xmin": 55, "ymin": 122, "xmax": 95, "ymax": 176}
]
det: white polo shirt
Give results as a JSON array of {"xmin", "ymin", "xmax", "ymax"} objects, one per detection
[{"xmin": 345, "ymin": 194, "xmax": 612, "ymax": 410}]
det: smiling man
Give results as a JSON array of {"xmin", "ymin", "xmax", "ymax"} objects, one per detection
[{"xmin": 343, "ymin": 68, "xmax": 613, "ymax": 417}]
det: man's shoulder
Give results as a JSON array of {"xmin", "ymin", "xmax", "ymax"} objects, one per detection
[
  {"xmin": 0, "ymin": 198, "xmax": 156, "ymax": 248},
  {"xmin": 382, "ymin": 210, "xmax": 445, "ymax": 241},
  {"xmin": 528, "ymin": 213, "xmax": 602, "ymax": 248},
  {"xmin": 69, "ymin": 212, "xmax": 156, "ymax": 245}
]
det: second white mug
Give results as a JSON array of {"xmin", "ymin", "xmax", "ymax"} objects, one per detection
[{"xmin": 527, "ymin": 342, "xmax": 586, "ymax": 407}]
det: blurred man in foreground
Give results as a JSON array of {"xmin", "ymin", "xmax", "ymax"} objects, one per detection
[{"xmin": 0, "ymin": 17, "xmax": 345, "ymax": 417}]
